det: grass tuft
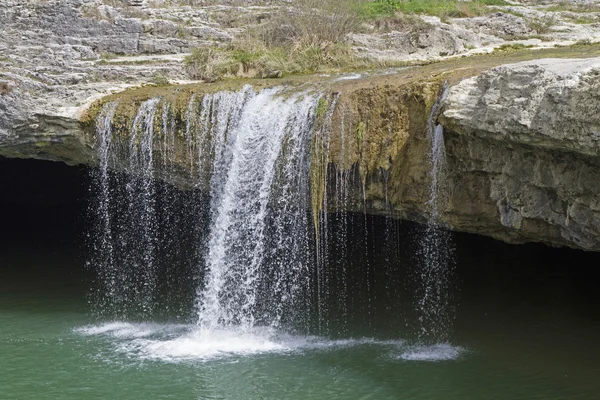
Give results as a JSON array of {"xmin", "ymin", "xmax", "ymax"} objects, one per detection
[
  {"xmin": 494, "ymin": 43, "xmax": 534, "ymax": 52},
  {"xmin": 362, "ymin": 0, "xmax": 509, "ymax": 19},
  {"xmin": 526, "ymin": 15, "xmax": 557, "ymax": 34}
]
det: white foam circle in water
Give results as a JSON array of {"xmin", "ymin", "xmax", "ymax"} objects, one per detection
[{"xmin": 77, "ymin": 323, "xmax": 463, "ymax": 363}]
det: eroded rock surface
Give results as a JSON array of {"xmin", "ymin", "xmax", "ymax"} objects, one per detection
[{"xmin": 438, "ymin": 57, "xmax": 600, "ymax": 250}]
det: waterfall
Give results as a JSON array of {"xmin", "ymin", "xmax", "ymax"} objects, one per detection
[
  {"xmin": 85, "ymin": 82, "xmax": 468, "ymax": 362},
  {"xmin": 198, "ymin": 88, "xmax": 317, "ymax": 332},
  {"xmin": 120, "ymin": 98, "xmax": 161, "ymax": 316},
  {"xmin": 89, "ymin": 86, "xmax": 320, "ymax": 327},
  {"xmin": 88, "ymin": 83, "xmax": 455, "ymax": 332},
  {"xmin": 89, "ymin": 97, "xmax": 207, "ymax": 319},
  {"xmin": 416, "ymin": 84, "xmax": 455, "ymax": 342},
  {"xmin": 89, "ymin": 102, "xmax": 118, "ymax": 315}
]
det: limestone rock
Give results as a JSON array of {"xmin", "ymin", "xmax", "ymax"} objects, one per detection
[
  {"xmin": 442, "ymin": 57, "xmax": 600, "ymax": 156},
  {"xmin": 439, "ymin": 57, "xmax": 600, "ymax": 250}
]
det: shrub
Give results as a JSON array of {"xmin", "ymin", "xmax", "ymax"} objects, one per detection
[
  {"xmin": 184, "ymin": 0, "xmax": 376, "ymax": 81},
  {"xmin": 184, "ymin": 47, "xmax": 236, "ymax": 82},
  {"xmin": 265, "ymin": 0, "xmax": 366, "ymax": 47},
  {"xmin": 150, "ymin": 72, "xmax": 170, "ymax": 86},
  {"xmin": 0, "ymin": 82, "xmax": 12, "ymax": 96},
  {"xmin": 526, "ymin": 15, "xmax": 556, "ymax": 34}
]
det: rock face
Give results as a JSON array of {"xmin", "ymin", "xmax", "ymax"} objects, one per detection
[
  {"xmin": 438, "ymin": 57, "xmax": 600, "ymax": 250},
  {"xmin": 2, "ymin": 0, "xmax": 600, "ymax": 251},
  {"xmin": 3, "ymin": 0, "xmax": 600, "ymax": 158},
  {"xmin": 67, "ymin": 56, "xmax": 600, "ymax": 251},
  {"xmin": 0, "ymin": 0, "xmax": 260, "ymax": 156}
]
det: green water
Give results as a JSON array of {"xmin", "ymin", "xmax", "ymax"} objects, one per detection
[{"xmin": 1, "ymin": 237, "xmax": 600, "ymax": 400}]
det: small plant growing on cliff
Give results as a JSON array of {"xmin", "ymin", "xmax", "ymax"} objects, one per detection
[
  {"xmin": 356, "ymin": 121, "xmax": 366, "ymax": 149},
  {"xmin": 184, "ymin": 47, "xmax": 235, "ymax": 82},
  {"xmin": 0, "ymin": 82, "xmax": 12, "ymax": 96},
  {"xmin": 316, "ymin": 98, "xmax": 330, "ymax": 120},
  {"xmin": 150, "ymin": 72, "xmax": 170, "ymax": 86},
  {"xmin": 526, "ymin": 16, "xmax": 556, "ymax": 34}
]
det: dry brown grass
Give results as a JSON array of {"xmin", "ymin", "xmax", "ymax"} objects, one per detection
[
  {"xmin": 185, "ymin": 0, "xmax": 374, "ymax": 81},
  {"xmin": 0, "ymin": 82, "xmax": 12, "ymax": 96},
  {"xmin": 262, "ymin": 0, "xmax": 365, "ymax": 47}
]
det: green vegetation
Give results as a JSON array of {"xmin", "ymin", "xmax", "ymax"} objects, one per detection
[
  {"xmin": 494, "ymin": 43, "xmax": 534, "ymax": 52},
  {"xmin": 315, "ymin": 98, "xmax": 330, "ymax": 119},
  {"xmin": 546, "ymin": 1, "xmax": 600, "ymax": 13},
  {"xmin": 356, "ymin": 121, "xmax": 366, "ymax": 148},
  {"xmin": 362, "ymin": 0, "xmax": 508, "ymax": 18},
  {"xmin": 571, "ymin": 39, "xmax": 597, "ymax": 47},
  {"xmin": 150, "ymin": 72, "xmax": 170, "ymax": 86},
  {"xmin": 562, "ymin": 14, "xmax": 598, "ymax": 24},
  {"xmin": 180, "ymin": 0, "xmax": 598, "ymax": 82},
  {"xmin": 184, "ymin": 42, "xmax": 383, "ymax": 82}
]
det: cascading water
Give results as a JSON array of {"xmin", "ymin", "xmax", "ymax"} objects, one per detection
[
  {"xmin": 86, "ymin": 83, "xmax": 462, "ymax": 362},
  {"xmin": 89, "ymin": 102, "xmax": 118, "ymax": 315},
  {"xmin": 89, "ymin": 97, "xmax": 205, "ymax": 320},
  {"xmin": 90, "ymin": 85, "xmax": 322, "ymax": 329},
  {"xmin": 197, "ymin": 88, "xmax": 317, "ymax": 332},
  {"xmin": 89, "ymin": 98, "xmax": 163, "ymax": 317},
  {"xmin": 125, "ymin": 98, "xmax": 161, "ymax": 315},
  {"xmin": 415, "ymin": 84, "xmax": 455, "ymax": 342}
]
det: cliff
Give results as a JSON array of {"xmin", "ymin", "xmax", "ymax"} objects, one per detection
[{"xmin": 2, "ymin": 1, "xmax": 600, "ymax": 251}]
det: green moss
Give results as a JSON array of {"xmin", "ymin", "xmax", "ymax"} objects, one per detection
[
  {"xmin": 315, "ymin": 98, "xmax": 329, "ymax": 119},
  {"xmin": 494, "ymin": 43, "xmax": 534, "ymax": 52},
  {"xmin": 356, "ymin": 121, "xmax": 366, "ymax": 149}
]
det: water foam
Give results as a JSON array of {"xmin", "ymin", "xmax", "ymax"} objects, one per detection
[{"xmin": 76, "ymin": 323, "xmax": 417, "ymax": 363}]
